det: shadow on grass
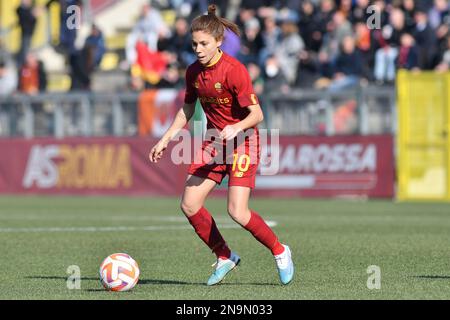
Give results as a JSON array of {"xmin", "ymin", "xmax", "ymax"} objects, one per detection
[
  {"xmin": 413, "ymin": 275, "xmax": 450, "ymax": 280},
  {"xmin": 25, "ymin": 276, "xmax": 278, "ymax": 286},
  {"xmin": 25, "ymin": 276, "xmax": 198, "ymax": 285}
]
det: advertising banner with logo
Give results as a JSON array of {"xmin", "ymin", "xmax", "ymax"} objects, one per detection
[
  {"xmin": 251, "ymin": 135, "xmax": 394, "ymax": 198},
  {"xmin": 0, "ymin": 137, "xmax": 187, "ymax": 196},
  {"xmin": 0, "ymin": 135, "xmax": 394, "ymax": 198}
]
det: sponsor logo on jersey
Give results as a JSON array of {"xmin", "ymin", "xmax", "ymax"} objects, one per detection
[{"xmin": 199, "ymin": 96, "xmax": 231, "ymax": 104}]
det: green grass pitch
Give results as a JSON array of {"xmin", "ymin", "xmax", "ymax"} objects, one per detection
[{"xmin": 0, "ymin": 195, "xmax": 449, "ymax": 300}]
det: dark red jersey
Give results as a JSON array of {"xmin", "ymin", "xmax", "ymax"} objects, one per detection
[{"xmin": 184, "ymin": 50, "xmax": 260, "ymax": 132}]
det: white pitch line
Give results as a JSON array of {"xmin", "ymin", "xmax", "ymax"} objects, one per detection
[
  {"xmin": 0, "ymin": 215, "xmax": 263, "ymax": 223},
  {"xmin": 0, "ymin": 221, "xmax": 277, "ymax": 233}
]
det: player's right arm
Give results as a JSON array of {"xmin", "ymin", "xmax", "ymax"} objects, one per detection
[{"xmin": 149, "ymin": 102, "xmax": 196, "ymax": 163}]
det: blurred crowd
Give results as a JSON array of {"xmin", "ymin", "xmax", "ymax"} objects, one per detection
[
  {"xmin": 3, "ymin": 0, "xmax": 450, "ymax": 96},
  {"xmin": 0, "ymin": 0, "xmax": 104, "ymax": 96}
]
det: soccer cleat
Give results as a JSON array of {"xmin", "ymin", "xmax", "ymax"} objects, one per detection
[
  {"xmin": 274, "ymin": 244, "xmax": 294, "ymax": 285},
  {"xmin": 207, "ymin": 252, "xmax": 241, "ymax": 286}
]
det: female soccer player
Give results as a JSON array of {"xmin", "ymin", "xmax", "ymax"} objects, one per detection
[{"xmin": 149, "ymin": 4, "xmax": 294, "ymax": 286}]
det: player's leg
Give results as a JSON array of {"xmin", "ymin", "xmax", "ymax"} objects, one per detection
[
  {"xmin": 181, "ymin": 174, "xmax": 240, "ymax": 285},
  {"xmin": 227, "ymin": 186, "xmax": 294, "ymax": 285},
  {"xmin": 227, "ymin": 186, "xmax": 284, "ymax": 254},
  {"xmin": 181, "ymin": 174, "xmax": 230, "ymax": 259}
]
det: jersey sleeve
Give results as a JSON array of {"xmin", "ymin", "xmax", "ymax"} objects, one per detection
[
  {"xmin": 229, "ymin": 63, "xmax": 259, "ymax": 108},
  {"xmin": 184, "ymin": 66, "xmax": 198, "ymax": 104}
]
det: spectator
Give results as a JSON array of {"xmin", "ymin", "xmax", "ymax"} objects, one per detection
[
  {"xmin": 428, "ymin": 0, "xmax": 450, "ymax": 30},
  {"xmin": 126, "ymin": 2, "xmax": 170, "ymax": 67},
  {"xmin": 0, "ymin": 58, "xmax": 18, "ymax": 96},
  {"xmin": 374, "ymin": 7, "xmax": 406, "ymax": 84},
  {"xmin": 248, "ymin": 61, "xmax": 264, "ymax": 96},
  {"xmin": 235, "ymin": 7, "xmax": 257, "ymax": 31},
  {"xmin": 328, "ymin": 35, "xmax": 364, "ymax": 92},
  {"xmin": 413, "ymin": 8, "xmax": 437, "ymax": 69},
  {"xmin": 46, "ymin": 0, "xmax": 82, "ymax": 55},
  {"xmin": 0, "ymin": 40, "xmax": 16, "ymax": 80},
  {"xmin": 83, "ymin": 24, "xmax": 106, "ymax": 68},
  {"xmin": 238, "ymin": 17, "xmax": 264, "ymax": 65},
  {"xmin": 396, "ymin": 33, "xmax": 419, "ymax": 70},
  {"xmin": 371, "ymin": 0, "xmax": 390, "ymax": 27},
  {"xmin": 171, "ymin": 0, "xmax": 209, "ymax": 20},
  {"xmin": 316, "ymin": 0, "xmax": 337, "ymax": 38},
  {"xmin": 69, "ymin": 24, "xmax": 106, "ymax": 90},
  {"xmin": 69, "ymin": 24, "xmax": 105, "ymax": 90},
  {"xmin": 350, "ymin": 0, "xmax": 371, "ymax": 24},
  {"xmin": 270, "ymin": 0, "xmax": 302, "ymax": 12},
  {"xmin": 274, "ymin": 12, "xmax": 304, "ymax": 86},
  {"xmin": 16, "ymin": 0, "xmax": 41, "ymax": 66},
  {"xmin": 435, "ymin": 24, "xmax": 450, "ymax": 65},
  {"xmin": 318, "ymin": 10, "xmax": 353, "ymax": 79},
  {"xmin": 401, "ymin": 0, "xmax": 417, "ymax": 32},
  {"xmin": 263, "ymin": 55, "xmax": 290, "ymax": 94},
  {"xmin": 18, "ymin": 52, "xmax": 47, "ymax": 94},
  {"xmin": 159, "ymin": 17, "xmax": 195, "ymax": 68},
  {"xmin": 157, "ymin": 61, "xmax": 184, "ymax": 89},
  {"xmin": 0, "ymin": 57, "xmax": 19, "ymax": 136},
  {"xmin": 338, "ymin": 0, "xmax": 353, "ymax": 19},
  {"xmin": 354, "ymin": 22, "xmax": 375, "ymax": 80},
  {"xmin": 299, "ymin": 0, "xmax": 323, "ymax": 53},
  {"xmin": 17, "ymin": 52, "xmax": 50, "ymax": 135},
  {"xmin": 258, "ymin": 14, "xmax": 282, "ymax": 67},
  {"xmin": 241, "ymin": 0, "xmax": 269, "ymax": 12},
  {"xmin": 435, "ymin": 34, "xmax": 450, "ymax": 71}
]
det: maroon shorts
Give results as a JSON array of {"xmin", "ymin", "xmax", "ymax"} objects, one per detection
[{"xmin": 188, "ymin": 141, "xmax": 260, "ymax": 189}]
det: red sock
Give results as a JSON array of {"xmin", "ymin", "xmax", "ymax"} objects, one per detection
[
  {"xmin": 244, "ymin": 211, "xmax": 285, "ymax": 255},
  {"xmin": 187, "ymin": 207, "xmax": 231, "ymax": 259}
]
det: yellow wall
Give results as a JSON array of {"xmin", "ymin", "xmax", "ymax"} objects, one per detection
[{"xmin": 397, "ymin": 70, "xmax": 450, "ymax": 201}]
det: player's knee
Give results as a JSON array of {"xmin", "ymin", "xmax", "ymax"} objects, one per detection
[
  {"xmin": 180, "ymin": 200, "xmax": 201, "ymax": 217},
  {"xmin": 228, "ymin": 203, "xmax": 251, "ymax": 225},
  {"xmin": 227, "ymin": 203, "xmax": 241, "ymax": 221}
]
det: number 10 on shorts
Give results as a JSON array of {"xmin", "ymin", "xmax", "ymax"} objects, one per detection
[{"xmin": 232, "ymin": 153, "xmax": 250, "ymax": 177}]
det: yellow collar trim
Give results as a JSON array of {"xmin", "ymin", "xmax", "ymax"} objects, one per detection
[{"xmin": 206, "ymin": 49, "xmax": 223, "ymax": 67}]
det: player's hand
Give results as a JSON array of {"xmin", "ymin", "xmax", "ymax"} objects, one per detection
[
  {"xmin": 149, "ymin": 140, "xmax": 168, "ymax": 163},
  {"xmin": 219, "ymin": 125, "xmax": 242, "ymax": 141}
]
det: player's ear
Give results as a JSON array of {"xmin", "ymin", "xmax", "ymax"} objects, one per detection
[{"xmin": 216, "ymin": 36, "xmax": 223, "ymax": 48}]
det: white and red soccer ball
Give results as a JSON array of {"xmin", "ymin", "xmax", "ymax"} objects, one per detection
[{"xmin": 99, "ymin": 253, "xmax": 140, "ymax": 291}]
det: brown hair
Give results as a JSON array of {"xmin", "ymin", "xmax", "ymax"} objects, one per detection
[{"xmin": 190, "ymin": 4, "xmax": 240, "ymax": 41}]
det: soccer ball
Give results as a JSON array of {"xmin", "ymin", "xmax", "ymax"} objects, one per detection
[{"xmin": 99, "ymin": 253, "xmax": 140, "ymax": 291}]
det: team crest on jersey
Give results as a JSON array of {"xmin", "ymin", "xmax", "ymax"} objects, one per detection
[
  {"xmin": 194, "ymin": 81, "xmax": 199, "ymax": 88},
  {"xmin": 214, "ymin": 82, "xmax": 223, "ymax": 94}
]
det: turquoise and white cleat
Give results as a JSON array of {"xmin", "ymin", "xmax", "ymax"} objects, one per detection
[
  {"xmin": 207, "ymin": 252, "xmax": 241, "ymax": 286},
  {"xmin": 274, "ymin": 244, "xmax": 294, "ymax": 285}
]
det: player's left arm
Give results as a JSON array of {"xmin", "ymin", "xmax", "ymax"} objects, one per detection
[
  {"xmin": 220, "ymin": 63, "xmax": 264, "ymax": 140},
  {"xmin": 220, "ymin": 104, "xmax": 264, "ymax": 140}
]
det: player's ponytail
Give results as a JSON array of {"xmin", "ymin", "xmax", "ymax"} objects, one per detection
[
  {"xmin": 207, "ymin": 4, "xmax": 218, "ymax": 16},
  {"xmin": 191, "ymin": 4, "xmax": 240, "ymax": 41}
]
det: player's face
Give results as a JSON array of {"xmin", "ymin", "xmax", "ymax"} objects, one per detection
[{"xmin": 192, "ymin": 30, "xmax": 223, "ymax": 66}]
